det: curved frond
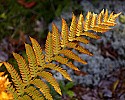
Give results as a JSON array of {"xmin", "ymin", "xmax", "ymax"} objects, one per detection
[
  {"xmin": 38, "ymin": 71, "xmax": 62, "ymax": 95},
  {"xmin": 45, "ymin": 32, "xmax": 53, "ymax": 62},
  {"xmin": 30, "ymin": 37, "xmax": 45, "ymax": 66},
  {"xmin": 59, "ymin": 50, "xmax": 87, "ymax": 64},
  {"xmin": 31, "ymin": 79, "xmax": 53, "ymax": 100},
  {"xmin": 52, "ymin": 23, "xmax": 61, "ymax": 55},
  {"xmin": 25, "ymin": 43, "xmax": 38, "ymax": 77},
  {"xmin": 3, "ymin": 62, "xmax": 24, "ymax": 95},
  {"xmin": 68, "ymin": 13, "xmax": 77, "ymax": 41},
  {"xmin": 13, "ymin": 52, "xmax": 31, "ymax": 83},
  {"xmin": 61, "ymin": 18, "xmax": 69, "ymax": 48}
]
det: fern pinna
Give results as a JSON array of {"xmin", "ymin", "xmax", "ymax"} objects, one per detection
[{"xmin": 2, "ymin": 9, "xmax": 120, "ymax": 100}]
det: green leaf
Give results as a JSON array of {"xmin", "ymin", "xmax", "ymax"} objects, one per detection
[{"xmin": 66, "ymin": 90, "xmax": 75, "ymax": 97}]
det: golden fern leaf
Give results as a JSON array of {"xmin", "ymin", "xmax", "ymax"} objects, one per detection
[
  {"xmin": 103, "ymin": 9, "xmax": 108, "ymax": 22},
  {"xmin": 66, "ymin": 62, "xmax": 79, "ymax": 71},
  {"xmin": 91, "ymin": 26, "xmax": 110, "ymax": 33},
  {"xmin": 97, "ymin": 9, "xmax": 104, "ymax": 24},
  {"xmin": 76, "ymin": 13, "xmax": 84, "ymax": 36},
  {"xmin": 75, "ymin": 45, "xmax": 93, "ymax": 56},
  {"xmin": 54, "ymin": 55, "xmax": 79, "ymax": 70},
  {"xmin": 84, "ymin": 11, "xmax": 92, "ymax": 31},
  {"xmin": 61, "ymin": 18, "xmax": 69, "ymax": 48},
  {"xmin": 54, "ymin": 55, "xmax": 68, "ymax": 64},
  {"xmin": 25, "ymin": 43, "xmax": 38, "ymax": 77},
  {"xmin": 52, "ymin": 23, "xmax": 61, "ymax": 55},
  {"xmin": 84, "ymin": 9, "xmax": 121, "ymax": 33},
  {"xmin": 3, "ymin": 62, "xmax": 24, "ymax": 95},
  {"xmin": 38, "ymin": 71, "xmax": 62, "ymax": 95},
  {"xmin": 66, "ymin": 42, "xmax": 93, "ymax": 56},
  {"xmin": 90, "ymin": 13, "xmax": 97, "ymax": 28},
  {"xmin": 45, "ymin": 32, "xmax": 53, "ymax": 62},
  {"xmin": 31, "ymin": 79, "xmax": 53, "ymax": 100},
  {"xmin": 30, "ymin": 37, "xmax": 45, "ymax": 66},
  {"xmin": 13, "ymin": 52, "xmax": 31, "ymax": 83},
  {"xmin": 82, "ymin": 32, "xmax": 100, "ymax": 39},
  {"xmin": 99, "ymin": 10, "xmax": 121, "ymax": 27},
  {"xmin": 74, "ymin": 37, "xmax": 89, "ymax": 44},
  {"xmin": 66, "ymin": 42, "xmax": 77, "ymax": 48},
  {"xmin": 68, "ymin": 13, "xmax": 77, "ymax": 41},
  {"xmin": 25, "ymin": 86, "xmax": 44, "ymax": 100},
  {"xmin": 41, "ymin": 63, "xmax": 72, "ymax": 81},
  {"xmin": 102, "ymin": 12, "xmax": 121, "ymax": 26},
  {"xmin": 59, "ymin": 49, "xmax": 87, "ymax": 64}
]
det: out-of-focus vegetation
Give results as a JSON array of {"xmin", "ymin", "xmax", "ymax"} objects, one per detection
[{"xmin": 0, "ymin": 0, "xmax": 78, "ymax": 40}]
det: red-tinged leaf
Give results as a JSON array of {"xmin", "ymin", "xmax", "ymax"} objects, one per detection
[
  {"xmin": 24, "ymin": 2, "xmax": 36, "ymax": 8},
  {"xmin": 74, "ymin": 70, "xmax": 87, "ymax": 76},
  {"xmin": 17, "ymin": 0, "xmax": 36, "ymax": 8}
]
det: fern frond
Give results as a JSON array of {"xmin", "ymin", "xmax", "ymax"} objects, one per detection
[
  {"xmin": 3, "ymin": 62, "xmax": 24, "ymax": 95},
  {"xmin": 45, "ymin": 32, "xmax": 53, "ymax": 62},
  {"xmin": 59, "ymin": 50, "xmax": 87, "ymax": 64},
  {"xmin": 76, "ymin": 13, "xmax": 84, "ymax": 36},
  {"xmin": 74, "ymin": 36, "xmax": 89, "ymax": 44},
  {"xmin": 52, "ymin": 23, "xmax": 61, "ymax": 55},
  {"xmin": 66, "ymin": 62, "xmax": 79, "ymax": 71},
  {"xmin": 75, "ymin": 45, "xmax": 93, "ymax": 56},
  {"xmin": 84, "ymin": 11, "xmax": 92, "ymax": 31},
  {"xmin": 90, "ymin": 13, "xmax": 97, "ymax": 28},
  {"xmin": 68, "ymin": 13, "xmax": 77, "ymax": 41},
  {"xmin": 103, "ymin": 9, "xmax": 108, "ymax": 22},
  {"xmin": 38, "ymin": 71, "xmax": 62, "ymax": 95},
  {"xmin": 30, "ymin": 37, "xmax": 45, "ymax": 66},
  {"xmin": 31, "ymin": 79, "xmax": 53, "ymax": 100},
  {"xmin": 41, "ymin": 63, "xmax": 72, "ymax": 81},
  {"xmin": 61, "ymin": 18, "xmax": 69, "ymax": 48},
  {"xmin": 54, "ymin": 55, "xmax": 68, "ymax": 64},
  {"xmin": 25, "ymin": 86, "xmax": 44, "ymax": 100},
  {"xmin": 66, "ymin": 42, "xmax": 92, "ymax": 56},
  {"xmin": 54, "ymin": 55, "xmax": 79, "ymax": 70},
  {"xmin": 97, "ymin": 9, "xmax": 104, "ymax": 24},
  {"xmin": 83, "ymin": 9, "xmax": 121, "ymax": 33},
  {"xmin": 13, "ymin": 52, "xmax": 31, "ymax": 83},
  {"xmin": 82, "ymin": 32, "xmax": 100, "ymax": 39},
  {"xmin": 25, "ymin": 43, "xmax": 38, "ymax": 77}
]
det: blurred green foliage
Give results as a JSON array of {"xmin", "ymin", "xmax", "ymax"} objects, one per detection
[{"xmin": 0, "ymin": 0, "xmax": 72, "ymax": 40}]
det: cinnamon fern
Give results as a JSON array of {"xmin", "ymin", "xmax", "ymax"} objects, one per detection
[{"xmin": 2, "ymin": 9, "xmax": 120, "ymax": 100}]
